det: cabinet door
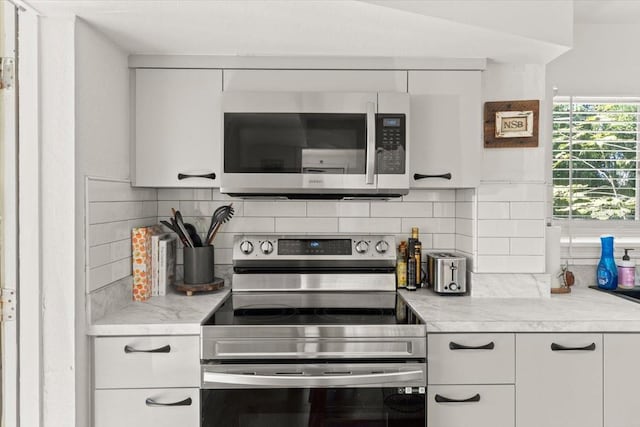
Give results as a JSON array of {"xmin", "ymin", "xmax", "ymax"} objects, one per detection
[
  {"xmin": 133, "ymin": 68, "xmax": 222, "ymax": 187},
  {"xmin": 604, "ymin": 334, "xmax": 640, "ymax": 427},
  {"xmin": 408, "ymin": 71, "xmax": 481, "ymax": 188},
  {"xmin": 223, "ymin": 69, "xmax": 407, "ymax": 92},
  {"xmin": 428, "ymin": 385, "xmax": 514, "ymax": 427},
  {"xmin": 516, "ymin": 333, "xmax": 603, "ymax": 427},
  {"xmin": 95, "ymin": 388, "xmax": 198, "ymax": 427}
]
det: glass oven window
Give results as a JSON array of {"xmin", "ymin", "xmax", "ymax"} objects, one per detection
[
  {"xmin": 224, "ymin": 113, "xmax": 367, "ymax": 174},
  {"xmin": 201, "ymin": 388, "xmax": 425, "ymax": 427}
]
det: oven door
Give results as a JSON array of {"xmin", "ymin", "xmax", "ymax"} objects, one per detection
[
  {"xmin": 221, "ymin": 92, "xmax": 380, "ymax": 197},
  {"xmin": 201, "ymin": 362, "xmax": 426, "ymax": 427}
]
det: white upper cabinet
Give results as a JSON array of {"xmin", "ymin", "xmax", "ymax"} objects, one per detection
[
  {"xmin": 133, "ymin": 69, "xmax": 222, "ymax": 187},
  {"xmin": 408, "ymin": 71, "xmax": 481, "ymax": 188},
  {"xmin": 223, "ymin": 69, "xmax": 407, "ymax": 92}
]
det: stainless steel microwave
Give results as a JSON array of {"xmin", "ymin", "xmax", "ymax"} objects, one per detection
[{"xmin": 220, "ymin": 91, "xmax": 410, "ymax": 199}]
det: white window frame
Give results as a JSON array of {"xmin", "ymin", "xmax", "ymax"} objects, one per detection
[{"xmin": 552, "ymin": 96, "xmax": 640, "ymax": 261}]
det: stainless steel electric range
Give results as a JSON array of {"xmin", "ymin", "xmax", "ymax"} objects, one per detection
[{"xmin": 200, "ymin": 235, "xmax": 427, "ymax": 427}]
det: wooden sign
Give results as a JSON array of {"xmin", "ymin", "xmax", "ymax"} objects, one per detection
[{"xmin": 484, "ymin": 100, "xmax": 539, "ymax": 148}]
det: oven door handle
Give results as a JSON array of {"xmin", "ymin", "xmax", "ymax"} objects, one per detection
[{"xmin": 203, "ymin": 370, "xmax": 424, "ymax": 388}]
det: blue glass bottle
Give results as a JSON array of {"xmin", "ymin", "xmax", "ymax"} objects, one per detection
[{"xmin": 597, "ymin": 235, "xmax": 618, "ymax": 290}]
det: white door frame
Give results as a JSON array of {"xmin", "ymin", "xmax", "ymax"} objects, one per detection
[{"xmin": 1, "ymin": 3, "xmax": 19, "ymax": 427}]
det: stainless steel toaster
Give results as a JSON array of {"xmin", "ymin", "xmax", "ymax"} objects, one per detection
[{"xmin": 426, "ymin": 253, "xmax": 467, "ymax": 294}]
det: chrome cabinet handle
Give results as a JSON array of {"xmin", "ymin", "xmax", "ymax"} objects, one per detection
[
  {"xmin": 435, "ymin": 393, "xmax": 481, "ymax": 403},
  {"xmin": 449, "ymin": 341, "xmax": 495, "ymax": 350},
  {"xmin": 365, "ymin": 102, "xmax": 376, "ymax": 185},
  {"xmin": 124, "ymin": 344, "xmax": 171, "ymax": 354},
  {"xmin": 414, "ymin": 173, "xmax": 452, "ymax": 180},
  {"xmin": 550, "ymin": 342, "xmax": 596, "ymax": 351},
  {"xmin": 177, "ymin": 172, "xmax": 216, "ymax": 180},
  {"xmin": 145, "ymin": 397, "xmax": 192, "ymax": 407}
]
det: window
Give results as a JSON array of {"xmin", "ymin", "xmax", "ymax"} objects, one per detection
[{"xmin": 552, "ymin": 97, "xmax": 639, "ymax": 221}]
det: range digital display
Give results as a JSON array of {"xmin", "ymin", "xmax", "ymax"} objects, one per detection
[{"xmin": 278, "ymin": 239, "xmax": 352, "ymax": 255}]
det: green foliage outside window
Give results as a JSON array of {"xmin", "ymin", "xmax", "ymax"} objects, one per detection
[{"xmin": 552, "ymin": 99, "xmax": 638, "ymax": 220}]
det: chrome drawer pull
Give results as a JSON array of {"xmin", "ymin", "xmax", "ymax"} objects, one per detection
[
  {"xmin": 435, "ymin": 393, "xmax": 481, "ymax": 403},
  {"xmin": 145, "ymin": 397, "xmax": 192, "ymax": 407},
  {"xmin": 124, "ymin": 344, "xmax": 171, "ymax": 354},
  {"xmin": 550, "ymin": 342, "xmax": 596, "ymax": 351},
  {"xmin": 449, "ymin": 341, "xmax": 495, "ymax": 350}
]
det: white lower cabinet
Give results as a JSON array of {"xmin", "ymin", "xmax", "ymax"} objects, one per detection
[
  {"xmin": 95, "ymin": 388, "xmax": 199, "ymax": 427},
  {"xmin": 515, "ymin": 333, "xmax": 603, "ymax": 427},
  {"xmin": 604, "ymin": 334, "xmax": 640, "ymax": 427},
  {"xmin": 93, "ymin": 335, "xmax": 200, "ymax": 427},
  {"xmin": 428, "ymin": 385, "xmax": 514, "ymax": 427}
]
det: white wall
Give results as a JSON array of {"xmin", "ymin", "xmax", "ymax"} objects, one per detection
[
  {"xmin": 40, "ymin": 16, "xmax": 76, "ymax": 427},
  {"xmin": 547, "ymin": 23, "xmax": 640, "ymax": 97},
  {"xmin": 75, "ymin": 18, "xmax": 132, "ymax": 427}
]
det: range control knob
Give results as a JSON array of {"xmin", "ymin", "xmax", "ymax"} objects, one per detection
[
  {"xmin": 260, "ymin": 241, "xmax": 274, "ymax": 255},
  {"xmin": 375, "ymin": 240, "xmax": 389, "ymax": 254},
  {"xmin": 239, "ymin": 240, "xmax": 254, "ymax": 255},
  {"xmin": 355, "ymin": 240, "xmax": 369, "ymax": 254}
]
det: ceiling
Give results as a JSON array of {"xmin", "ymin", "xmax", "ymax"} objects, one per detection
[
  {"xmin": 574, "ymin": 0, "xmax": 640, "ymax": 24},
  {"xmin": 27, "ymin": 0, "xmax": 580, "ymax": 63}
]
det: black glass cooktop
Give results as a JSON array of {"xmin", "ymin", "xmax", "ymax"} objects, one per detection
[{"xmin": 202, "ymin": 292, "xmax": 420, "ymax": 326}]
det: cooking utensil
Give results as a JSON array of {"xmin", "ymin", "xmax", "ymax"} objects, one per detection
[
  {"xmin": 184, "ymin": 223, "xmax": 203, "ymax": 247},
  {"xmin": 206, "ymin": 204, "xmax": 231, "ymax": 243},
  {"xmin": 160, "ymin": 219, "xmax": 190, "ymax": 247},
  {"xmin": 206, "ymin": 203, "xmax": 235, "ymax": 246},
  {"xmin": 174, "ymin": 210, "xmax": 194, "ymax": 248}
]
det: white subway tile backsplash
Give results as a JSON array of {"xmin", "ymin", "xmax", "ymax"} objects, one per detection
[
  {"xmin": 88, "ymin": 257, "xmax": 132, "ymax": 292},
  {"xmin": 340, "ymin": 218, "xmax": 401, "ymax": 233},
  {"xmin": 510, "ymin": 202, "xmax": 546, "ymax": 219},
  {"xmin": 277, "ymin": 217, "xmax": 338, "ymax": 233},
  {"xmin": 244, "ymin": 201, "xmax": 306, "ymax": 217},
  {"xmin": 158, "ymin": 188, "xmax": 213, "ymax": 200},
  {"xmin": 455, "ymin": 218, "xmax": 474, "ymax": 237},
  {"xmin": 477, "ymin": 182, "xmax": 546, "ymax": 202},
  {"xmin": 224, "ymin": 217, "xmax": 275, "ymax": 233},
  {"xmin": 455, "ymin": 234, "xmax": 474, "ymax": 255},
  {"xmin": 455, "ymin": 201, "xmax": 474, "ymax": 220},
  {"xmin": 88, "ymin": 180, "xmax": 156, "ymax": 202},
  {"xmin": 89, "ymin": 239, "xmax": 131, "ymax": 269},
  {"xmin": 478, "ymin": 237, "xmax": 510, "ymax": 255},
  {"xmin": 433, "ymin": 202, "xmax": 455, "ymax": 218},
  {"xmin": 455, "ymin": 188, "xmax": 476, "ymax": 202},
  {"xmin": 89, "ymin": 201, "xmax": 142, "ymax": 224},
  {"xmin": 89, "ymin": 220, "xmax": 131, "ymax": 246},
  {"xmin": 307, "ymin": 201, "xmax": 369, "ymax": 217},
  {"xmin": 402, "ymin": 189, "xmax": 455, "ymax": 202},
  {"xmin": 142, "ymin": 201, "xmax": 158, "ymax": 218},
  {"xmin": 370, "ymin": 202, "xmax": 433, "ymax": 218},
  {"xmin": 478, "ymin": 219, "xmax": 544, "ymax": 238},
  {"xmin": 432, "ymin": 234, "xmax": 455, "ymax": 250},
  {"xmin": 476, "ymin": 255, "xmax": 545, "ymax": 273},
  {"xmin": 401, "ymin": 218, "xmax": 455, "ymax": 234},
  {"xmin": 510, "ymin": 237, "xmax": 545, "ymax": 255},
  {"xmin": 478, "ymin": 202, "xmax": 510, "ymax": 220}
]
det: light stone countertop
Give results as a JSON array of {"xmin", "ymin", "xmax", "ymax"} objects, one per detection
[
  {"xmin": 88, "ymin": 287, "xmax": 231, "ymax": 336},
  {"xmin": 89, "ymin": 285, "xmax": 640, "ymax": 336},
  {"xmin": 399, "ymin": 286, "xmax": 640, "ymax": 332}
]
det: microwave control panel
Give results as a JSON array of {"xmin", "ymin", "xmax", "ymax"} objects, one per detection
[{"xmin": 375, "ymin": 114, "xmax": 406, "ymax": 174}]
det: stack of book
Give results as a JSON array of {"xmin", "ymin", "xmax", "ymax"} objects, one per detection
[{"xmin": 131, "ymin": 225, "xmax": 177, "ymax": 301}]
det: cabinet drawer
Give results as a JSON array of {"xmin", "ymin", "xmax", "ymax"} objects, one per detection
[
  {"xmin": 95, "ymin": 388, "xmax": 198, "ymax": 427},
  {"xmin": 428, "ymin": 385, "xmax": 514, "ymax": 427},
  {"xmin": 428, "ymin": 333, "xmax": 514, "ymax": 384},
  {"xmin": 94, "ymin": 335, "xmax": 199, "ymax": 389}
]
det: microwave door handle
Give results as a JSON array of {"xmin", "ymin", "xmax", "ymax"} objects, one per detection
[
  {"xmin": 202, "ymin": 370, "xmax": 423, "ymax": 388},
  {"xmin": 366, "ymin": 101, "xmax": 376, "ymax": 185}
]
